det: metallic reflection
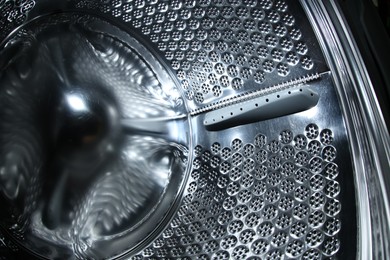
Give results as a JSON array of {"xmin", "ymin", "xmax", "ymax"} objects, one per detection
[
  {"xmin": 0, "ymin": 14, "xmax": 189, "ymax": 258},
  {"xmin": 65, "ymin": 94, "xmax": 88, "ymax": 112},
  {"xmin": 72, "ymin": 136, "xmax": 186, "ymax": 258}
]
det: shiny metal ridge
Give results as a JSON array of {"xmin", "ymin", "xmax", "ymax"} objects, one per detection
[{"xmin": 0, "ymin": 0, "xmax": 389, "ymax": 259}]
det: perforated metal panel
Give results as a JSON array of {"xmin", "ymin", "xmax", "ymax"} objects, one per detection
[
  {"xmin": 68, "ymin": 0, "xmax": 328, "ymax": 108},
  {"xmin": 0, "ymin": 0, "xmax": 360, "ymax": 259},
  {"xmin": 129, "ymin": 123, "xmax": 342, "ymax": 259}
]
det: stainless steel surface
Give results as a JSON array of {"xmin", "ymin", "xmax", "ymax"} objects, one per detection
[
  {"xmin": 189, "ymin": 72, "xmax": 322, "ymax": 116},
  {"xmin": 0, "ymin": 12, "xmax": 190, "ymax": 259},
  {"xmin": 139, "ymin": 72, "xmax": 348, "ymax": 260},
  {"xmin": 301, "ymin": 1, "xmax": 390, "ymax": 259},
  {"xmin": 0, "ymin": 0, "xmax": 389, "ymax": 259},
  {"xmin": 203, "ymin": 86, "xmax": 319, "ymax": 130}
]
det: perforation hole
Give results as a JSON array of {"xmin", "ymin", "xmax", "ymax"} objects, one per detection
[
  {"xmin": 232, "ymin": 245, "xmax": 249, "ymax": 260},
  {"xmin": 262, "ymin": 205, "xmax": 278, "ymax": 220},
  {"xmin": 281, "ymin": 161, "xmax": 295, "ymax": 177},
  {"xmin": 234, "ymin": 204, "xmax": 249, "ymax": 218},
  {"xmin": 324, "ymin": 218, "xmax": 341, "ymax": 236},
  {"xmin": 267, "ymin": 140, "xmax": 281, "ymax": 153},
  {"xmin": 285, "ymin": 240, "xmax": 305, "ymax": 258},
  {"xmin": 240, "ymin": 174, "xmax": 254, "ymax": 188},
  {"xmin": 245, "ymin": 212, "xmax": 261, "ymax": 227},
  {"xmin": 228, "ymin": 220, "xmax": 244, "ymax": 234},
  {"xmin": 322, "ymin": 237, "xmax": 340, "ymax": 256},
  {"xmin": 280, "ymin": 145, "xmax": 294, "ymax": 160},
  {"xmin": 280, "ymin": 179, "xmax": 295, "ymax": 194},
  {"xmin": 307, "ymin": 140, "xmax": 321, "ymax": 156},
  {"xmin": 239, "ymin": 229, "xmax": 256, "ymax": 244},
  {"xmin": 325, "ymin": 180, "xmax": 340, "ymax": 198},
  {"xmin": 290, "ymin": 221, "xmax": 307, "ymax": 239},
  {"xmin": 279, "ymin": 129, "xmax": 293, "ymax": 144},
  {"xmin": 212, "ymin": 250, "xmax": 230, "ymax": 260},
  {"xmin": 265, "ymin": 250, "xmax": 283, "ymax": 260},
  {"xmin": 271, "ymin": 231, "xmax": 288, "ymax": 247},
  {"xmin": 268, "ymin": 155, "xmax": 281, "ymax": 170},
  {"xmin": 221, "ymin": 147, "xmax": 232, "ymax": 160},
  {"xmin": 308, "ymin": 211, "xmax": 326, "ymax": 228},
  {"xmin": 293, "ymin": 203, "xmax": 310, "ymax": 219},
  {"xmin": 220, "ymin": 235, "xmax": 237, "ymax": 249},
  {"xmin": 293, "ymin": 134, "xmax": 308, "ymax": 149},
  {"xmin": 254, "ymin": 133, "xmax": 267, "ymax": 147},
  {"xmin": 322, "ymin": 146, "xmax": 337, "ymax": 162},
  {"xmin": 264, "ymin": 188, "xmax": 281, "ymax": 203},
  {"xmin": 309, "ymin": 192, "xmax": 326, "ymax": 209},
  {"xmin": 275, "ymin": 213, "xmax": 292, "ymax": 229},
  {"xmin": 266, "ymin": 171, "xmax": 282, "ymax": 186},
  {"xmin": 223, "ymin": 196, "xmax": 237, "ymax": 211},
  {"xmin": 257, "ymin": 221, "xmax": 275, "ymax": 237},
  {"xmin": 324, "ymin": 198, "xmax": 341, "ymax": 217},
  {"xmin": 232, "ymin": 152, "xmax": 244, "ymax": 166},
  {"xmin": 230, "ymin": 167, "xmax": 243, "ymax": 181},
  {"xmin": 252, "ymin": 239, "xmax": 270, "ymax": 255},
  {"xmin": 255, "ymin": 149, "xmax": 268, "ymax": 163},
  {"xmin": 278, "ymin": 196, "xmax": 294, "ymax": 211},
  {"xmin": 295, "ymin": 185, "xmax": 310, "ymax": 202},
  {"xmin": 320, "ymin": 129, "xmax": 334, "ymax": 145},
  {"xmin": 226, "ymin": 182, "xmax": 240, "ymax": 196},
  {"xmin": 243, "ymin": 144, "xmax": 255, "ymax": 157},
  {"xmin": 254, "ymin": 165, "xmax": 268, "ymax": 180},
  {"xmin": 249, "ymin": 196, "xmax": 265, "ymax": 211},
  {"xmin": 306, "ymin": 229, "xmax": 324, "ymax": 248}
]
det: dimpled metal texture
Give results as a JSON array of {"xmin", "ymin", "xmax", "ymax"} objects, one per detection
[
  {"xmin": 0, "ymin": 0, "xmax": 35, "ymax": 40},
  {"xmin": 0, "ymin": 0, "xmax": 348, "ymax": 259},
  {"xmin": 0, "ymin": 12, "xmax": 190, "ymax": 258},
  {"xmin": 73, "ymin": 0, "xmax": 324, "ymax": 107},
  {"xmin": 132, "ymin": 124, "xmax": 341, "ymax": 259}
]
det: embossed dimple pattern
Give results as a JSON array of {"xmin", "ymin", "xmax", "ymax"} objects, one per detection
[
  {"xmin": 133, "ymin": 124, "xmax": 341, "ymax": 259},
  {"xmin": 75, "ymin": 0, "xmax": 317, "ymax": 105},
  {"xmin": 0, "ymin": 0, "xmax": 35, "ymax": 40}
]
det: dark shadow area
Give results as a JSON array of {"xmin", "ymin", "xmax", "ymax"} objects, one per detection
[{"xmin": 337, "ymin": 0, "xmax": 390, "ymax": 129}]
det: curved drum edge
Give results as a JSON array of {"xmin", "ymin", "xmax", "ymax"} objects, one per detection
[{"xmin": 300, "ymin": 0, "xmax": 390, "ymax": 259}]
